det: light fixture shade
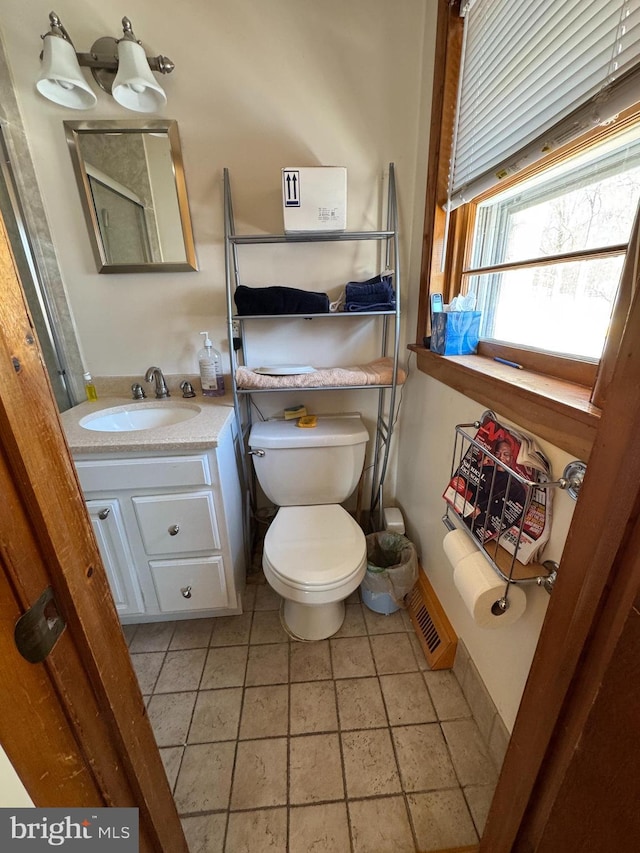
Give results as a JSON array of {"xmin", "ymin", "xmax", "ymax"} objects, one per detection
[
  {"xmin": 112, "ymin": 39, "xmax": 167, "ymax": 113},
  {"xmin": 36, "ymin": 35, "xmax": 97, "ymax": 109}
]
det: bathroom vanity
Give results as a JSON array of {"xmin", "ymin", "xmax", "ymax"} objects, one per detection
[{"xmin": 60, "ymin": 396, "xmax": 245, "ymax": 623}]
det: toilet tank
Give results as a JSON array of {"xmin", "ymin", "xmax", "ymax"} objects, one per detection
[{"xmin": 248, "ymin": 416, "xmax": 369, "ymax": 506}]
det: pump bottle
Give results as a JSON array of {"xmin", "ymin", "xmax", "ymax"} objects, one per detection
[
  {"xmin": 198, "ymin": 332, "xmax": 225, "ymax": 397},
  {"xmin": 83, "ymin": 371, "xmax": 98, "ymax": 402}
]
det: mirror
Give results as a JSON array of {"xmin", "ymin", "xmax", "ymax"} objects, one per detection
[{"xmin": 64, "ymin": 119, "xmax": 197, "ymax": 273}]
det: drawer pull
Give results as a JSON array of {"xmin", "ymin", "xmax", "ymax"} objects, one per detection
[
  {"xmin": 181, "ymin": 586, "xmax": 192, "ymax": 599},
  {"xmin": 98, "ymin": 508, "xmax": 111, "ymax": 520},
  {"xmin": 168, "ymin": 524, "xmax": 180, "ymax": 536}
]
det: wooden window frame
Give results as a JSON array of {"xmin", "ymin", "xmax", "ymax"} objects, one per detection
[{"xmin": 415, "ymin": 0, "xmax": 640, "ymax": 454}]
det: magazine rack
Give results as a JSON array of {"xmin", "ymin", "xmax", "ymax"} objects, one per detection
[{"xmin": 442, "ymin": 413, "xmax": 586, "ymax": 593}]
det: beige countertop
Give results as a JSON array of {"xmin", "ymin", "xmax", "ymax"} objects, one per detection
[{"xmin": 60, "ymin": 393, "xmax": 236, "ymax": 455}]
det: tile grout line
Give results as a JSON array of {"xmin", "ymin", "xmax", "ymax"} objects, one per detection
[
  {"xmin": 141, "ymin": 623, "xmax": 188, "ymax": 815},
  {"xmin": 373, "ymin": 610, "xmax": 423, "ymax": 853},
  {"xmin": 330, "ymin": 628, "xmax": 355, "ymax": 853},
  {"xmin": 225, "ymin": 607, "xmax": 254, "ymax": 849},
  {"xmin": 286, "ymin": 628, "xmax": 292, "ymax": 853},
  {"xmin": 371, "ymin": 623, "xmax": 422, "ymax": 853}
]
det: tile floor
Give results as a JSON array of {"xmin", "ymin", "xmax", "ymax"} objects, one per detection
[{"xmin": 124, "ymin": 579, "xmax": 498, "ymax": 852}]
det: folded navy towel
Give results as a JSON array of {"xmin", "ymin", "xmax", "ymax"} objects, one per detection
[
  {"xmin": 346, "ymin": 301, "xmax": 396, "ymax": 312},
  {"xmin": 344, "ymin": 274, "xmax": 395, "ymax": 312},
  {"xmin": 345, "ymin": 275, "xmax": 393, "ymax": 296},
  {"xmin": 346, "ymin": 291, "xmax": 393, "ymax": 306},
  {"xmin": 234, "ymin": 285, "xmax": 330, "ymax": 315}
]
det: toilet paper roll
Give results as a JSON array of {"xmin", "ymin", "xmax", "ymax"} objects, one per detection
[
  {"xmin": 383, "ymin": 506, "xmax": 406, "ymax": 534},
  {"xmin": 453, "ymin": 551, "xmax": 527, "ymax": 629},
  {"xmin": 443, "ymin": 529, "xmax": 478, "ymax": 568}
]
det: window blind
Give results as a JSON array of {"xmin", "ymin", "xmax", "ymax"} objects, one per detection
[{"xmin": 447, "ymin": 0, "xmax": 640, "ymax": 210}]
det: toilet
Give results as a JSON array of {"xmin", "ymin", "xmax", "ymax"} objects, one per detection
[{"xmin": 248, "ymin": 415, "xmax": 369, "ymax": 640}]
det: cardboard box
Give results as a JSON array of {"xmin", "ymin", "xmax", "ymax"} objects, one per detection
[
  {"xmin": 282, "ymin": 167, "xmax": 347, "ymax": 232},
  {"xmin": 430, "ymin": 311, "xmax": 481, "ymax": 355}
]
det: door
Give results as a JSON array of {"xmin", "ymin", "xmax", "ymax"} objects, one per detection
[
  {"xmin": 480, "ymin": 243, "xmax": 640, "ymax": 846},
  {"xmin": 88, "ymin": 175, "xmax": 152, "ymax": 265},
  {"xmin": 0, "ymin": 211, "xmax": 187, "ymax": 851},
  {"xmin": 0, "ymin": 126, "xmax": 73, "ymax": 411}
]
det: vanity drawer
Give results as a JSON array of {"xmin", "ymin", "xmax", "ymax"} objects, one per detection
[
  {"xmin": 150, "ymin": 556, "xmax": 228, "ymax": 612},
  {"xmin": 76, "ymin": 454, "xmax": 212, "ymax": 493},
  {"xmin": 132, "ymin": 492, "xmax": 220, "ymax": 555}
]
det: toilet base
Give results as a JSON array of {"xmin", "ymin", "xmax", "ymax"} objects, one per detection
[{"xmin": 283, "ymin": 598, "xmax": 345, "ymax": 641}]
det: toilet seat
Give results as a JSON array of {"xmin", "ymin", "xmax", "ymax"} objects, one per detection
[{"xmin": 263, "ymin": 504, "xmax": 366, "ymax": 591}]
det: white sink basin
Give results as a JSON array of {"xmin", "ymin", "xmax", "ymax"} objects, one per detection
[{"xmin": 80, "ymin": 403, "xmax": 201, "ymax": 432}]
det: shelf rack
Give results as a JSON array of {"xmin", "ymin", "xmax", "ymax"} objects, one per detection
[
  {"xmin": 223, "ymin": 164, "xmax": 402, "ymax": 549},
  {"xmin": 442, "ymin": 413, "xmax": 586, "ymax": 602}
]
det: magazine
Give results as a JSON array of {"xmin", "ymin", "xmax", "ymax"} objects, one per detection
[{"xmin": 443, "ymin": 415, "xmax": 552, "ymax": 564}]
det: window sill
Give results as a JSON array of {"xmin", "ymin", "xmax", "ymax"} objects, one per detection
[{"xmin": 409, "ymin": 345, "xmax": 601, "ymax": 461}]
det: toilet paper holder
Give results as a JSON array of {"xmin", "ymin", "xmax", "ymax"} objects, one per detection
[
  {"xmin": 443, "ymin": 513, "xmax": 560, "ymax": 595},
  {"xmin": 442, "ymin": 411, "xmax": 586, "ymax": 594}
]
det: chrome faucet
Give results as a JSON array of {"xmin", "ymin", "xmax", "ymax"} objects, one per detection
[{"xmin": 145, "ymin": 366, "xmax": 170, "ymax": 399}]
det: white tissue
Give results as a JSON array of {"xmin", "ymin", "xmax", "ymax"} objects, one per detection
[
  {"xmin": 453, "ymin": 552, "xmax": 527, "ymax": 629},
  {"xmin": 448, "ymin": 292, "xmax": 477, "ymax": 311},
  {"xmin": 443, "ymin": 529, "xmax": 477, "ymax": 566}
]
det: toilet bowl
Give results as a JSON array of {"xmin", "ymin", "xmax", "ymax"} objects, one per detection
[
  {"xmin": 249, "ymin": 415, "xmax": 369, "ymax": 641},
  {"xmin": 262, "ymin": 504, "xmax": 367, "ymax": 640}
]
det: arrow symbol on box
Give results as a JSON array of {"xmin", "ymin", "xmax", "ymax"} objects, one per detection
[{"xmin": 284, "ymin": 171, "xmax": 300, "ymax": 206}]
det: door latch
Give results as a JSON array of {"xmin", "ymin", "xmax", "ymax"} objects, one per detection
[{"xmin": 14, "ymin": 586, "xmax": 66, "ymax": 663}]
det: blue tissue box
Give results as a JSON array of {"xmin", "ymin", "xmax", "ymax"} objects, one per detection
[{"xmin": 430, "ymin": 311, "xmax": 481, "ymax": 355}]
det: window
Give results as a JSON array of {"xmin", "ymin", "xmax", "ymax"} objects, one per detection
[
  {"xmin": 469, "ymin": 126, "xmax": 640, "ymax": 360},
  {"xmin": 418, "ymin": 0, "xmax": 640, "ymax": 395}
]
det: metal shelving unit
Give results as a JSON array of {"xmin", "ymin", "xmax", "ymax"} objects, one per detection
[{"xmin": 223, "ymin": 163, "xmax": 402, "ymax": 546}]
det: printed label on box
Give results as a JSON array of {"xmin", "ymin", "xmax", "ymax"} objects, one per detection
[
  {"xmin": 282, "ymin": 167, "xmax": 346, "ymax": 232},
  {"xmin": 283, "ymin": 170, "xmax": 300, "ymax": 207},
  {"xmin": 318, "ymin": 207, "xmax": 340, "ymax": 222}
]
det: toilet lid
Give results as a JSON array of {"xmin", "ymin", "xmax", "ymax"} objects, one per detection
[{"xmin": 264, "ymin": 505, "xmax": 366, "ymax": 587}]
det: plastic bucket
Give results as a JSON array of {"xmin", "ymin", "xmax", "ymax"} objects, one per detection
[
  {"xmin": 361, "ymin": 584, "xmax": 400, "ymax": 615},
  {"xmin": 360, "ymin": 531, "xmax": 418, "ymax": 615}
]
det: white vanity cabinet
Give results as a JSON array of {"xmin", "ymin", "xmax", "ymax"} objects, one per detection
[{"xmin": 74, "ymin": 420, "xmax": 245, "ymax": 623}]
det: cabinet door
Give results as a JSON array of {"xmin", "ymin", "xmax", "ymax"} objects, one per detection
[
  {"xmin": 87, "ymin": 499, "xmax": 145, "ymax": 617},
  {"xmin": 149, "ymin": 556, "xmax": 229, "ymax": 612},
  {"xmin": 132, "ymin": 491, "xmax": 220, "ymax": 555}
]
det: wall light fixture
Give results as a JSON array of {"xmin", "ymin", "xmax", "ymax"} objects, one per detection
[{"xmin": 36, "ymin": 11, "xmax": 175, "ymax": 113}]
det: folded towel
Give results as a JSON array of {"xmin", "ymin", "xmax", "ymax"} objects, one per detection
[
  {"xmin": 346, "ymin": 301, "xmax": 396, "ymax": 312},
  {"xmin": 236, "ymin": 357, "xmax": 406, "ymax": 389},
  {"xmin": 346, "ymin": 291, "xmax": 393, "ymax": 305},
  {"xmin": 345, "ymin": 274, "xmax": 395, "ymax": 312},
  {"xmin": 345, "ymin": 274, "xmax": 394, "ymax": 297},
  {"xmin": 234, "ymin": 285, "xmax": 330, "ymax": 315}
]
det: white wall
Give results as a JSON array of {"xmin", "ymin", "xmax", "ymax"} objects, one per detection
[
  {"xmin": 0, "ymin": 0, "xmax": 432, "ymax": 381},
  {"xmin": 0, "ymin": 746, "xmax": 33, "ymax": 807},
  {"xmin": 394, "ymin": 370, "xmax": 577, "ymax": 730}
]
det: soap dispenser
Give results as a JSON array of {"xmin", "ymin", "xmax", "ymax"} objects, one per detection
[
  {"xmin": 198, "ymin": 332, "xmax": 225, "ymax": 397},
  {"xmin": 83, "ymin": 371, "xmax": 98, "ymax": 402}
]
